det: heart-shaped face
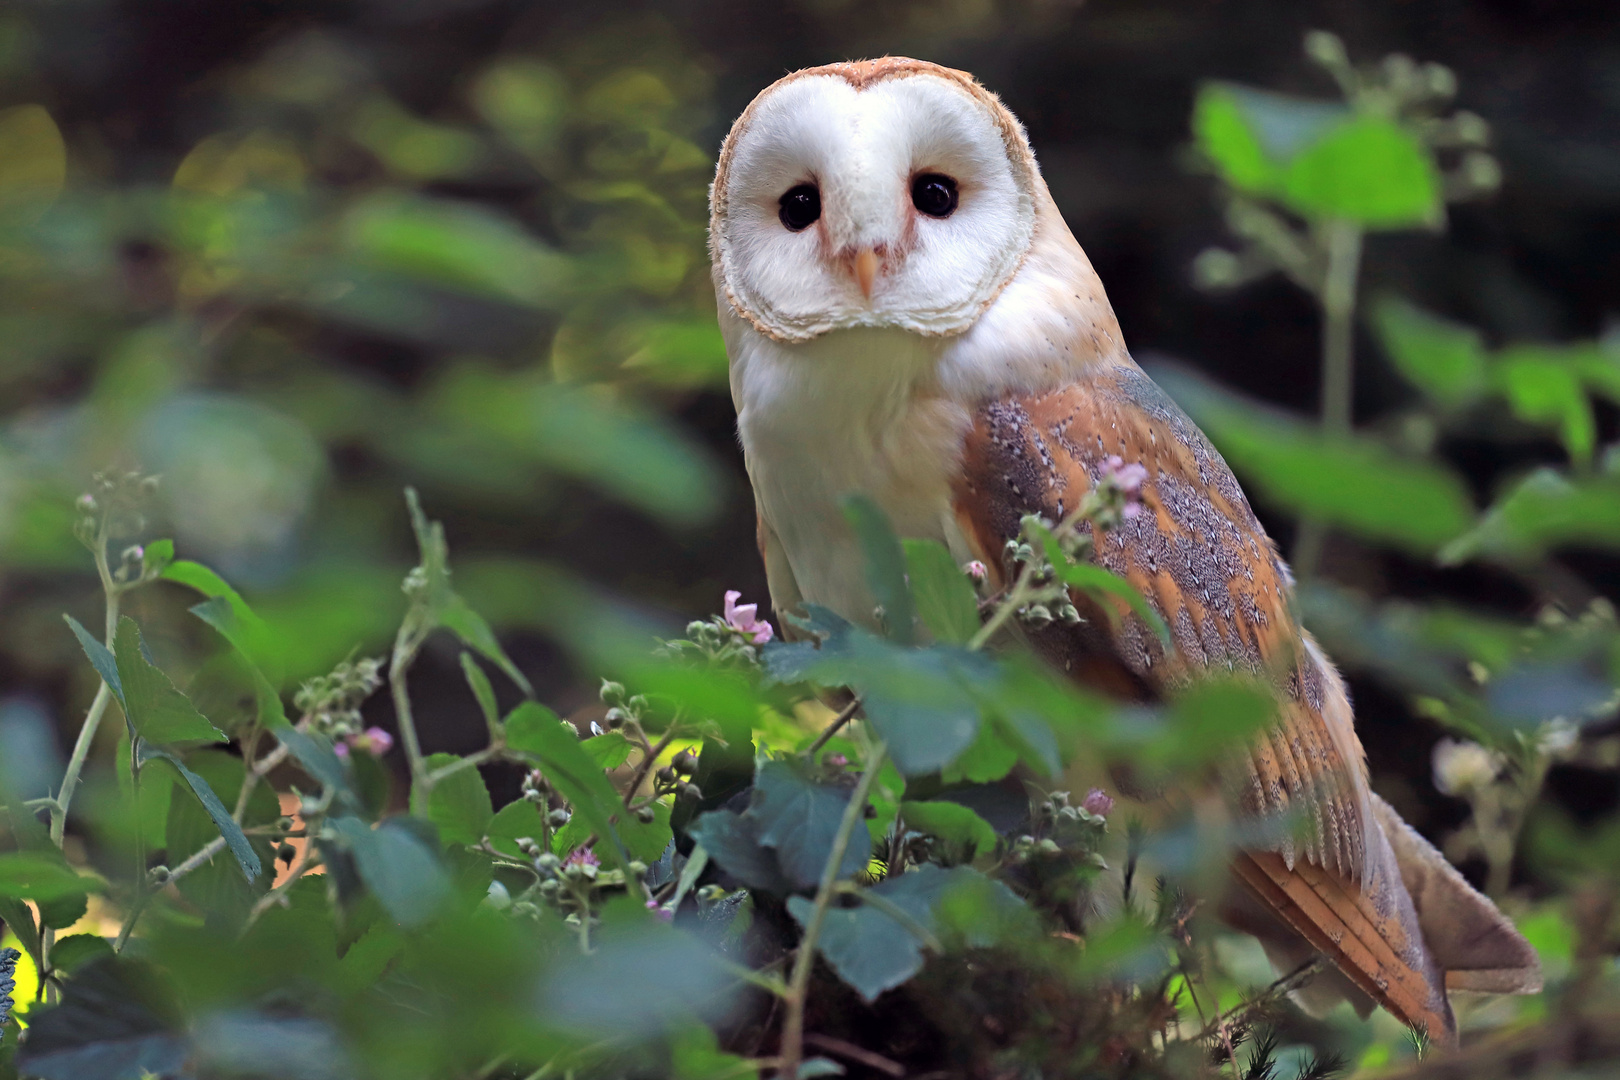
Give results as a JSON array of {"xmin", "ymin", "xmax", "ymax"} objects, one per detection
[{"xmin": 711, "ymin": 60, "xmax": 1039, "ymax": 344}]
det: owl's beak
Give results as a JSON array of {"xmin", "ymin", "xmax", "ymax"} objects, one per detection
[{"xmin": 853, "ymin": 248, "xmax": 879, "ymax": 301}]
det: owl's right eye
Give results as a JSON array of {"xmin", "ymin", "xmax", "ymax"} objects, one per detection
[{"xmin": 778, "ymin": 185, "xmax": 821, "ymax": 231}]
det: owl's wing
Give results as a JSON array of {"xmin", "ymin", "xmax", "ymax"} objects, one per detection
[{"xmin": 949, "ymin": 362, "xmax": 1537, "ymax": 1042}]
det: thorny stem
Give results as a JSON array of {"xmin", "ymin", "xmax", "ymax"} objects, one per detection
[
  {"xmin": 807, "ymin": 696, "xmax": 863, "ymax": 756},
  {"xmin": 1293, "ymin": 219, "xmax": 1364, "ymax": 579},
  {"xmin": 778, "ymin": 742, "xmax": 888, "ymax": 1080}
]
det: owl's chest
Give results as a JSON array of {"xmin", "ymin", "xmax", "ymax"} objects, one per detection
[{"xmin": 730, "ymin": 328, "xmax": 976, "ymax": 622}]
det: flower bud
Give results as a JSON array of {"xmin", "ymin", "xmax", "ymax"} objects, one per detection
[
  {"xmin": 627, "ymin": 860, "xmax": 648, "ymax": 878},
  {"xmin": 548, "ymin": 808, "xmax": 571, "ymax": 827},
  {"xmin": 535, "ymin": 852, "xmax": 561, "ymax": 871},
  {"xmin": 635, "ymin": 805, "xmax": 656, "ymax": 823}
]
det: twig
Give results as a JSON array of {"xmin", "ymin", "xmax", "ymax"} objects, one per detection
[
  {"xmin": 621, "ymin": 724, "xmax": 682, "ymax": 807},
  {"xmin": 167, "ymin": 836, "xmax": 227, "ymax": 882},
  {"xmin": 1197, "ymin": 954, "xmax": 1326, "ymax": 1042},
  {"xmin": 803, "ymin": 1034, "xmax": 905, "ymax": 1078},
  {"xmin": 807, "ymin": 696, "xmax": 862, "ymax": 755},
  {"xmin": 778, "ymin": 742, "xmax": 888, "ymax": 1080}
]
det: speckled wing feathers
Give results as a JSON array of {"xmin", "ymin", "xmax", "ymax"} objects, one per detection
[{"xmin": 949, "ymin": 363, "xmax": 1458, "ymax": 1040}]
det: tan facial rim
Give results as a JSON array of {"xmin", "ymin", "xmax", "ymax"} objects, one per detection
[{"xmin": 709, "ymin": 57, "xmax": 1043, "ymax": 343}]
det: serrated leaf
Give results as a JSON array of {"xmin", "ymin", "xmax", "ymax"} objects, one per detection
[
  {"xmin": 0, "ymin": 853, "xmax": 100, "ymax": 903},
  {"xmin": 901, "ymin": 800, "xmax": 998, "ymax": 860},
  {"xmin": 842, "ymin": 494, "xmax": 916, "ymax": 645},
  {"xmin": 113, "ymin": 618, "xmax": 226, "ymax": 746},
  {"xmin": 136, "ymin": 746, "xmax": 260, "ymax": 881},
  {"xmin": 412, "ymin": 753, "xmax": 493, "ymax": 847},
  {"xmin": 749, "ymin": 760, "xmax": 869, "ymax": 891},
  {"xmin": 0, "ymin": 897, "xmax": 39, "ymax": 977},
  {"xmin": 902, "ymin": 539, "xmax": 981, "ymax": 645},
  {"xmin": 272, "ymin": 726, "xmax": 351, "ymax": 798},
  {"xmin": 1193, "ymin": 83, "xmax": 1347, "ymax": 192},
  {"xmin": 1496, "ymin": 348, "xmax": 1595, "ymax": 464},
  {"xmin": 330, "ymin": 816, "xmax": 451, "ymax": 927},
  {"xmin": 63, "ymin": 616, "xmax": 121, "ymax": 706},
  {"xmin": 582, "ymin": 731, "xmax": 634, "ymax": 770}
]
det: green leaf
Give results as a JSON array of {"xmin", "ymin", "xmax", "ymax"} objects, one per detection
[
  {"xmin": 62, "ymin": 616, "xmax": 121, "ymax": 706},
  {"xmin": 0, "ymin": 853, "xmax": 101, "ymax": 903},
  {"xmin": 137, "ymin": 746, "xmax": 260, "ymax": 881},
  {"xmin": 901, "ymin": 801, "xmax": 998, "ymax": 860},
  {"xmin": 36, "ymin": 893, "xmax": 86, "ymax": 931},
  {"xmin": 459, "ymin": 652, "xmax": 500, "ymax": 732},
  {"xmin": 1440, "ymin": 468, "xmax": 1620, "ymax": 565},
  {"xmin": 140, "ymin": 540, "xmax": 174, "ymax": 580},
  {"xmin": 0, "ymin": 897, "xmax": 39, "ymax": 978},
  {"xmin": 14, "ymin": 956, "xmax": 187, "ymax": 1080},
  {"xmin": 441, "ymin": 597, "xmax": 533, "ymax": 698},
  {"xmin": 842, "ymin": 494, "xmax": 916, "ymax": 645},
  {"xmin": 330, "ymin": 816, "xmax": 451, "ymax": 928},
  {"xmin": 113, "ymin": 618, "xmax": 226, "ymax": 746},
  {"xmin": 1131, "ymin": 679, "xmax": 1276, "ymax": 777},
  {"xmin": 902, "ymin": 539, "xmax": 981, "ymax": 645},
  {"xmin": 187, "ymin": 598, "xmax": 287, "ymax": 727},
  {"xmin": 1496, "ymin": 347, "xmax": 1595, "ymax": 464},
  {"xmin": 1282, "ymin": 116, "xmax": 1441, "ymax": 228},
  {"xmin": 1042, "ymin": 545, "xmax": 1171, "ymax": 648},
  {"xmin": 162, "ymin": 560, "xmax": 280, "ymax": 682},
  {"xmin": 939, "ymin": 718, "xmax": 1020, "ymax": 785},
  {"xmin": 412, "ymin": 753, "xmax": 494, "ymax": 847},
  {"xmin": 342, "ymin": 192, "xmax": 570, "ymax": 308},
  {"xmin": 581, "ymin": 731, "xmax": 634, "ymax": 770},
  {"xmin": 271, "ymin": 726, "xmax": 351, "ymax": 798},
  {"xmin": 486, "ymin": 799, "xmax": 546, "ymax": 860},
  {"xmin": 1371, "ymin": 297, "xmax": 1488, "ymax": 408},
  {"xmin": 787, "ymin": 866, "xmax": 1025, "ymax": 1000},
  {"xmin": 750, "ymin": 760, "xmax": 870, "ymax": 891},
  {"xmin": 44, "ymin": 934, "xmax": 111, "ymax": 975},
  {"xmin": 1153, "ymin": 363, "xmax": 1475, "ymax": 552},
  {"xmin": 1193, "ymin": 83, "xmax": 1348, "ymax": 192},
  {"xmin": 501, "ymin": 702, "xmax": 652, "ymax": 871},
  {"xmin": 686, "ymin": 810, "xmax": 792, "ymax": 894}
]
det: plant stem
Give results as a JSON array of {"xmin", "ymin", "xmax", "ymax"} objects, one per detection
[
  {"xmin": 1293, "ymin": 218, "xmax": 1364, "ymax": 579},
  {"xmin": 424, "ymin": 743, "xmax": 505, "ymax": 786},
  {"xmin": 621, "ymin": 725, "xmax": 681, "ymax": 807},
  {"xmin": 391, "ymin": 624, "xmax": 430, "ymax": 791},
  {"xmin": 807, "ymin": 696, "xmax": 862, "ymax": 756},
  {"xmin": 778, "ymin": 742, "xmax": 888, "ymax": 1080}
]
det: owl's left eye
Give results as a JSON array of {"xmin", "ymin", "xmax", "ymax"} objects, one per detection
[
  {"xmin": 778, "ymin": 185, "xmax": 821, "ymax": 231},
  {"xmin": 911, "ymin": 173, "xmax": 958, "ymax": 218}
]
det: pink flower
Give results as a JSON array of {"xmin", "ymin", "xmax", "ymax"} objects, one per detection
[
  {"xmin": 963, "ymin": 560, "xmax": 988, "ymax": 583},
  {"xmin": 723, "ymin": 590, "xmax": 774, "ymax": 645},
  {"xmin": 825, "ymin": 753, "xmax": 848, "ymax": 767},
  {"xmin": 646, "ymin": 898, "xmax": 672, "ymax": 922},
  {"xmin": 563, "ymin": 847, "xmax": 600, "ymax": 870},
  {"xmin": 1081, "ymin": 788, "xmax": 1114, "ymax": 817},
  {"xmin": 1101, "ymin": 457, "xmax": 1149, "ymax": 518},
  {"xmin": 338, "ymin": 727, "xmax": 393, "ymax": 760}
]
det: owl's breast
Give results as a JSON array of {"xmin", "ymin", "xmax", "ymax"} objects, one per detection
[{"xmin": 727, "ymin": 320, "xmax": 976, "ymax": 625}]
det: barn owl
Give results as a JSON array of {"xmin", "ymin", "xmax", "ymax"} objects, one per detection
[{"xmin": 710, "ymin": 57, "xmax": 1539, "ymax": 1042}]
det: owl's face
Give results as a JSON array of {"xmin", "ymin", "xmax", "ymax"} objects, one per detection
[{"xmin": 711, "ymin": 60, "xmax": 1040, "ymax": 344}]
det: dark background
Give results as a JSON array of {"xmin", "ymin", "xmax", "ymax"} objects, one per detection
[{"xmin": 2, "ymin": 0, "xmax": 1617, "ymax": 870}]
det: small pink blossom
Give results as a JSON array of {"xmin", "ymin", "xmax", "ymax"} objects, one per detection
[
  {"xmin": 1101, "ymin": 456, "xmax": 1149, "ymax": 518},
  {"xmin": 646, "ymin": 899, "xmax": 672, "ymax": 922},
  {"xmin": 825, "ymin": 753, "xmax": 848, "ymax": 767},
  {"xmin": 563, "ymin": 847, "xmax": 600, "ymax": 870},
  {"xmin": 1081, "ymin": 788, "xmax": 1114, "ymax": 817},
  {"xmin": 723, "ymin": 590, "xmax": 774, "ymax": 645},
  {"xmin": 333, "ymin": 741, "xmax": 350, "ymax": 760},
  {"xmin": 963, "ymin": 560, "xmax": 988, "ymax": 583},
  {"xmin": 346, "ymin": 727, "xmax": 394, "ymax": 758}
]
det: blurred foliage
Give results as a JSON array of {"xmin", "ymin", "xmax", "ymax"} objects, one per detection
[{"xmin": 0, "ymin": 6, "xmax": 1616, "ymax": 1080}]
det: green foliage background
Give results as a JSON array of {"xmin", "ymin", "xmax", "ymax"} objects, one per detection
[{"xmin": 0, "ymin": 2, "xmax": 1617, "ymax": 1079}]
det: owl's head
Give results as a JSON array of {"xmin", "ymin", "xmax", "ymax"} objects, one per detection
[{"xmin": 710, "ymin": 59, "xmax": 1041, "ymax": 344}]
